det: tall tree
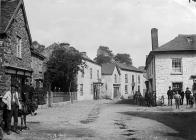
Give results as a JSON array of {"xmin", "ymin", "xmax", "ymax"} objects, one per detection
[
  {"xmin": 114, "ymin": 53, "xmax": 133, "ymax": 66},
  {"xmin": 94, "ymin": 46, "xmax": 114, "ymax": 65},
  {"xmin": 44, "ymin": 46, "xmax": 85, "ymax": 92},
  {"xmin": 32, "ymin": 41, "xmax": 45, "ymax": 53}
]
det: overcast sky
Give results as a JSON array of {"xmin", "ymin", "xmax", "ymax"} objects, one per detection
[{"xmin": 24, "ymin": 0, "xmax": 196, "ymax": 67}]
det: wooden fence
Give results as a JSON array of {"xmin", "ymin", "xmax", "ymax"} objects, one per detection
[{"xmin": 35, "ymin": 91, "xmax": 78, "ymax": 108}]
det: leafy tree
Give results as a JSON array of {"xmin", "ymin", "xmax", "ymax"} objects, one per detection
[
  {"xmin": 114, "ymin": 53, "xmax": 133, "ymax": 66},
  {"xmin": 94, "ymin": 54, "xmax": 113, "ymax": 65},
  {"xmin": 44, "ymin": 46, "xmax": 85, "ymax": 92},
  {"xmin": 32, "ymin": 41, "xmax": 45, "ymax": 53},
  {"xmin": 189, "ymin": 0, "xmax": 196, "ymax": 3},
  {"xmin": 97, "ymin": 46, "xmax": 114, "ymax": 57},
  {"xmin": 94, "ymin": 46, "xmax": 114, "ymax": 65}
]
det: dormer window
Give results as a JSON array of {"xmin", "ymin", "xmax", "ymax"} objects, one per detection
[
  {"xmin": 16, "ymin": 36, "xmax": 22, "ymax": 58},
  {"xmin": 187, "ymin": 37, "xmax": 193, "ymax": 45}
]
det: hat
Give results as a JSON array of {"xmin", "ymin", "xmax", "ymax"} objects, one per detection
[{"xmin": 186, "ymin": 87, "xmax": 189, "ymax": 89}]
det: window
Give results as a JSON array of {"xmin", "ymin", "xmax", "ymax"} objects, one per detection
[
  {"xmin": 81, "ymin": 67, "xmax": 84, "ymax": 78},
  {"xmin": 91, "ymin": 84, "xmax": 93, "ymax": 94},
  {"xmin": 172, "ymin": 82, "xmax": 183, "ymax": 91},
  {"xmin": 125, "ymin": 85, "xmax": 128, "ymax": 94},
  {"xmin": 97, "ymin": 70, "xmax": 99, "ymax": 80},
  {"xmin": 16, "ymin": 36, "xmax": 22, "ymax": 58},
  {"xmin": 172, "ymin": 58, "xmax": 182, "ymax": 73},
  {"xmin": 132, "ymin": 75, "xmax": 134, "ymax": 83},
  {"xmin": 125, "ymin": 74, "xmax": 128, "ymax": 83},
  {"xmin": 80, "ymin": 84, "xmax": 83, "ymax": 96},
  {"xmin": 138, "ymin": 85, "xmax": 140, "ymax": 92},
  {"xmin": 90, "ymin": 68, "xmax": 92, "ymax": 79},
  {"xmin": 138, "ymin": 75, "xmax": 140, "ymax": 84},
  {"xmin": 114, "ymin": 74, "xmax": 117, "ymax": 83}
]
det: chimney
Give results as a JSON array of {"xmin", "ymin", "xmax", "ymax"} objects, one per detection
[
  {"xmin": 81, "ymin": 52, "xmax": 87, "ymax": 57},
  {"xmin": 151, "ymin": 28, "xmax": 159, "ymax": 50}
]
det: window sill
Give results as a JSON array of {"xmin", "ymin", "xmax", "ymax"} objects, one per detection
[{"xmin": 170, "ymin": 73, "xmax": 183, "ymax": 75}]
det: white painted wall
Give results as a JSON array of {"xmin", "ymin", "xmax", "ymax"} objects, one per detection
[
  {"xmin": 77, "ymin": 60, "xmax": 101, "ymax": 100},
  {"xmin": 155, "ymin": 53, "xmax": 196, "ymax": 101},
  {"xmin": 101, "ymin": 67, "xmax": 121, "ymax": 99},
  {"xmin": 120, "ymin": 70, "xmax": 144, "ymax": 99}
]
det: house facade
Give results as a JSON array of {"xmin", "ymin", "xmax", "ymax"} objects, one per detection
[
  {"xmin": 117, "ymin": 63, "xmax": 144, "ymax": 98},
  {"xmin": 77, "ymin": 53, "xmax": 102, "ymax": 100},
  {"xmin": 0, "ymin": 0, "xmax": 33, "ymax": 96},
  {"xmin": 146, "ymin": 28, "xmax": 196, "ymax": 102},
  {"xmin": 101, "ymin": 63, "xmax": 121, "ymax": 99},
  {"xmin": 31, "ymin": 48, "xmax": 45, "ymax": 89},
  {"xmin": 101, "ymin": 63, "xmax": 144, "ymax": 99}
]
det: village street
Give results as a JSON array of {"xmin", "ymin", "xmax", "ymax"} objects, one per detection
[{"xmin": 3, "ymin": 99, "xmax": 196, "ymax": 140}]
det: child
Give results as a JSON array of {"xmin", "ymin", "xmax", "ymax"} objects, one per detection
[{"xmin": 174, "ymin": 91, "xmax": 181, "ymax": 109}]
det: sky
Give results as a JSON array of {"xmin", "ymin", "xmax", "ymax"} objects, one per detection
[{"xmin": 24, "ymin": 0, "xmax": 196, "ymax": 67}]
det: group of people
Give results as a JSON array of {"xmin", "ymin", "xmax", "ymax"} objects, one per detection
[
  {"xmin": 167, "ymin": 86, "xmax": 196, "ymax": 109},
  {"xmin": 133, "ymin": 91, "xmax": 156, "ymax": 107},
  {"xmin": 0, "ymin": 82, "xmax": 37, "ymax": 136}
]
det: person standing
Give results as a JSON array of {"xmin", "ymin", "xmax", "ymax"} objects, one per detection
[
  {"xmin": 2, "ymin": 84, "xmax": 21, "ymax": 135},
  {"xmin": 174, "ymin": 91, "xmax": 181, "ymax": 109},
  {"xmin": 180, "ymin": 90, "xmax": 184, "ymax": 105},
  {"xmin": 167, "ymin": 86, "xmax": 173, "ymax": 106},
  {"xmin": 185, "ymin": 87, "xmax": 191, "ymax": 106}
]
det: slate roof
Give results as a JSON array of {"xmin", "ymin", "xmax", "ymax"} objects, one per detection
[
  {"xmin": 146, "ymin": 34, "xmax": 196, "ymax": 66},
  {"xmin": 153, "ymin": 34, "xmax": 196, "ymax": 52},
  {"xmin": 101, "ymin": 63, "xmax": 118, "ymax": 75},
  {"xmin": 101, "ymin": 63, "xmax": 142, "ymax": 75},
  {"xmin": 116, "ymin": 63, "xmax": 143, "ymax": 73},
  {"xmin": 0, "ymin": 0, "xmax": 20, "ymax": 33}
]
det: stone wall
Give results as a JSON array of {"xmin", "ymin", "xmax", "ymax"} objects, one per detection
[
  {"xmin": 3, "ymin": 8, "xmax": 31, "ymax": 70},
  {"xmin": 0, "ymin": 7, "xmax": 32, "ymax": 94},
  {"xmin": 31, "ymin": 54, "xmax": 44, "ymax": 88},
  {"xmin": 120, "ymin": 70, "xmax": 144, "ymax": 98},
  {"xmin": 155, "ymin": 53, "xmax": 196, "ymax": 100}
]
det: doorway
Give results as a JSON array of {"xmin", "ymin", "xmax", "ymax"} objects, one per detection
[
  {"xmin": 172, "ymin": 82, "xmax": 183, "ymax": 91},
  {"xmin": 113, "ymin": 87, "xmax": 120, "ymax": 98}
]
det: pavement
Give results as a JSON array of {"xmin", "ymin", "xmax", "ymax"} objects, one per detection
[{"xmin": 2, "ymin": 99, "xmax": 196, "ymax": 140}]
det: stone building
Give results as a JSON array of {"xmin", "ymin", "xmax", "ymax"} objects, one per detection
[
  {"xmin": 146, "ymin": 28, "xmax": 196, "ymax": 102},
  {"xmin": 31, "ymin": 48, "xmax": 45, "ymax": 89},
  {"xmin": 0, "ymin": 0, "xmax": 33, "ymax": 96},
  {"xmin": 101, "ymin": 63, "xmax": 121, "ymax": 99},
  {"xmin": 117, "ymin": 63, "xmax": 144, "ymax": 98},
  {"xmin": 77, "ymin": 52, "xmax": 102, "ymax": 100},
  {"xmin": 101, "ymin": 63, "xmax": 144, "ymax": 99}
]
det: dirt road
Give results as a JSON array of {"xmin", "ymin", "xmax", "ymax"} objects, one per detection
[{"xmin": 3, "ymin": 100, "xmax": 196, "ymax": 140}]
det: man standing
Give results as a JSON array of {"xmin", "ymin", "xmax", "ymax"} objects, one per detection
[
  {"xmin": 2, "ymin": 84, "xmax": 21, "ymax": 135},
  {"xmin": 167, "ymin": 86, "xmax": 173, "ymax": 106},
  {"xmin": 180, "ymin": 90, "xmax": 184, "ymax": 105},
  {"xmin": 185, "ymin": 87, "xmax": 191, "ymax": 106}
]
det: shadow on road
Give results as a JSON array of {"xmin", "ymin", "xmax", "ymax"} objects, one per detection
[
  {"xmin": 120, "ymin": 111, "xmax": 196, "ymax": 140},
  {"xmin": 115, "ymin": 99, "xmax": 135, "ymax": 105}
]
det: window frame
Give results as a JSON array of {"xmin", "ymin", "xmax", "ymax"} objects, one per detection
[
  {"xmin": 90, "ymin": 68, "xmax": 92, "ymax": 79},
  {"xmin": 16, "ymin": 36, "xmax": 22, "ymax": 58},
  {"xmin": 138, "ymin": 75, "xmax": 140, "ymax": 84},
  {"xmin": 125, "ymin": 74, "xmax": 128, "ymax": 83},
  {"xmin": 80, "ymin": 84, "xmax": 83, "ymax": 96},
  {"xmin": 114, "ymin": 74, "xmax": 117, "ymax": 83},
  {"xmin": 171, "ymin": 58, "xmax": 182, "ymax": 74},
  {"xmin": 125, "ymin": 85, "xmax": 128, "ymax": 94}
]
